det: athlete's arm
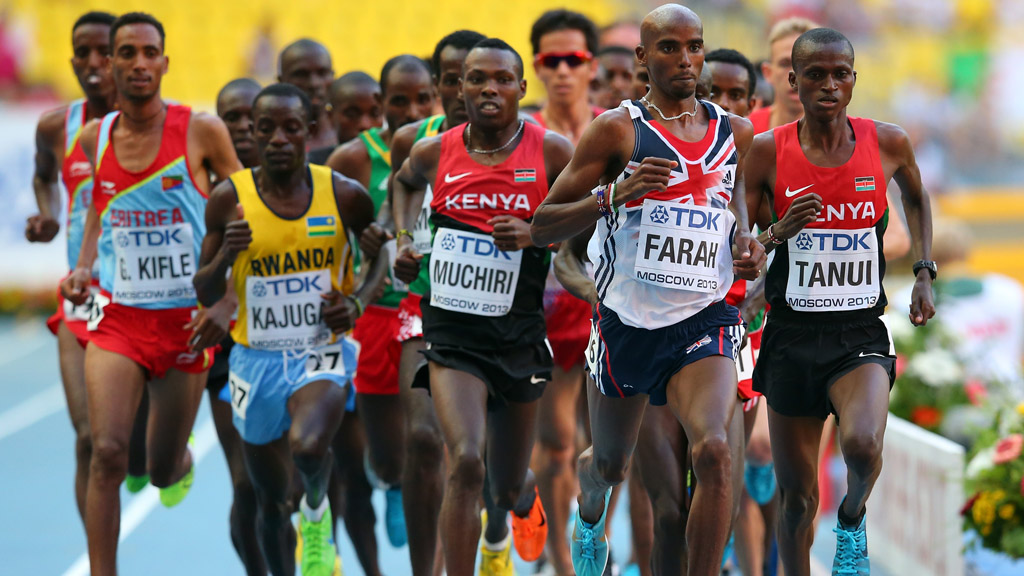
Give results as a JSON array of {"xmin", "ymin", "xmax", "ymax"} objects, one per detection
[
  {"xmin": 193, "ymin": 180, "xmax": 245, "ymax": 307},
  {"xmin": 326, "ymin": 139, "xmax": 371, "ymax": 190},
  {"xmin": 392, "ymin": 136, "xmax": 441, "ymax": 284},
  {"xmin": 27, "ymin": 109, "xmax": 64, "ymax": 243},
  {"xmin": 880, "ymin": 121, "xmax": 935, "ymax": 326},
  {"xmin": 330, "ymin": 173, "xmax": 388, "ymax": 333},
  {"xmin": 387, "ymin": 121, "xmax": 421, "ymax": 208},
  {"xmin": 191, "ymin": 112, "xmax": 244, "ymax": 185},
  {"xmin": 882, "ymin": 189, "xmax": 910, "ymax": 259},
  {"xmin": 553, "ymin": 224, "xmax": 598, "ymax": 306},
  {"xmin": 725, "ymin": 116, "xmax": 766, "ymax": 280},
  {"xmin": 60, "ymin": 120, "xmax": 102, "ymax": 305}
]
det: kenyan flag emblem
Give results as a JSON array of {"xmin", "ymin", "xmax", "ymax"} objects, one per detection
[
  {"xmin": 855, "ymin": 176, "xmax": 875, "ymax": 192},
  {"xmin": 514, "ymin": 169, "xmax": 536, "ymax": 183}
]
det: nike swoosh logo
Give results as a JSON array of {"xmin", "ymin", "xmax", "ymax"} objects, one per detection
[
  {"xmin": 859, "ymin": 352, "xmax": 886, "ymax": 358},
  {"xmin": 444, "ymin": 172, "xmax": 472, "ymax": 183},
  {"xmin": 530, "ymin": 375, "xmax": 547, "ymax": 385},
  {"xmin": 785, "ymin": 184, "xmax": 814, "ymax": 198}
]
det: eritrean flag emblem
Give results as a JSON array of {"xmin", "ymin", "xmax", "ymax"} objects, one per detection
[
  {"xmin": 514, "ymin": 169, "xmax": 536, "ymax": 183},
  {"xmin": 306, "ymin": 215, "xmax": 336, "ymax": 237},
  {"xmin": 855, "ymin": 176, "xmax": 875, "ymax": 192},
  {"xmin": 162, "ymin": 175, "xmax": 183, "ymax": 192}
]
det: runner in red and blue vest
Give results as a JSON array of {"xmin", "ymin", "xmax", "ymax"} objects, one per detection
[
  {"xmin": 388, "ymin": 28, "xmax": 485, "ymax": 576},
  {"xmin": 531, "ymin": 6, "xmax": 765, "ymax": 576},
  {"xmin": 393, "ymin": 38, "xmax": 573, "ymax": 576},
  {"xmin": 27, "ymin": 9, "xmax": 118, "ymax": 528},
  {"xmin": 59, "ymin": 13, "xmax": 242, "ymax": 576},
  {"xmin": 744, "ymin": 28, "xmax": 935, "ymax": 576}
]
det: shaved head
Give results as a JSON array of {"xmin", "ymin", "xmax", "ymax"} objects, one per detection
[
  {"xmin": 278, "ymin": 38, "xmax": 331, "ymax": 75},
  {"xmin": 640, "ymin": 4, "xmax": 702, "ymax": 48}
]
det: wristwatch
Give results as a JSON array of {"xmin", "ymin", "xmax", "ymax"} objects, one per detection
[{"xmin": 912, "ymin": 260, "xmax": 937, "ymax": 280}]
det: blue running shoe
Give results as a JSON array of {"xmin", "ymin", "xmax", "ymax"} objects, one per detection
[
  {"xmin": 385, "ymin": 487, "xmax": 407, "ymax": 547},
  {"xmin": 571, "ymin": 489, "xmax": 612, "ymax": 576},
  {"xmin": 744, "ymin": 461, "xmax": 777, "ymax": 506},
  {"xmin": 832, "ymin": 514, "xmax": 870, "ymax": 575}
]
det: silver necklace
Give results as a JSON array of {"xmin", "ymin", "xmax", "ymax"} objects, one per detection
[
  {"xmin": 465, "ymin": 120, "xmax": 524, "ymax": 154},
  {"xmin": 640, "ymin": 94, "xmax": 699, "ymax": 121}
]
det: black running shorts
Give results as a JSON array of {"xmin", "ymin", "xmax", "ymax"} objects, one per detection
[{"xmin": 415, "ymin": 340, "xmax": 553, "ymax": 410}]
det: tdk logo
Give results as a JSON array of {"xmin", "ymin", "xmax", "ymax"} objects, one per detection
[
  {"xmin": 441, "ymin": 234, "xmax": 456, "ymax": 251},
  {"xmin": 120, "ymin": 228, "xmax": 186, "ymax": 247},
  {"xmin": 795, "ymin": 231, "xmax": 871, "ymax": 251},
  {"xmin": 252, "ymin": 281, "xmax": 267, "ymax": 298},
  {"xmin": 650, "ymin": 205, "xmax": 670, "ymax": 224},
  {"xmin": 263, "ymin": 276, "xmax": 324, "ymax": 296},
  {"xmin": 651, "ymin": 206, "xmax": 720, "ymax": 230},
  {"xmin": 447, "ymin": 233, "xmax": 512, "ymax": 260}
]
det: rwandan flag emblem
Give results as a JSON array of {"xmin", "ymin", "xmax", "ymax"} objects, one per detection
[
  {"xmin": 306, "ymin": 216, "xmax": 336, "ymax": 237},
  {"xmin": 162, "ymin": 175, "xmax": 184, "ymax": 192},
  {"xmin": 514, "ymin": 169, "xmax": 536, "ymax": 183},
  {"xmin": 855, "ymin": 176, "xmax": 875, "ymax": 192}
]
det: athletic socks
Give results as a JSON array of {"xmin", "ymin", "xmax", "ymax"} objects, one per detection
[
  {"xmin": 483, "ymin": 530, "xmax": 511, "ymax": 552},
  {"xmin": 301, "ymin": 494, "xmax": 330, "ymax": 523},
  {"xmin": 837, "ymin": 496, "xmax": 865, "ymax": 529}
]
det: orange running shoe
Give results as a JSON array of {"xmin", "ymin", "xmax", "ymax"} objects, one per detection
[{"xmin": 511, "ymin": 486, "xmax": 547, "ymax": 562}]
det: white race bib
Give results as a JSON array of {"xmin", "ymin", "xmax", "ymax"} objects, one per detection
[
  {"xmin": 785, "ymin": 227, "xmax": 880, "ymax": 312},
  {"xmin": 227, "ymin": 372, "xmax": 253, "ymax": 420},
  {"xmin": 634, "ymin": 200, "xmax": 731, "ymax": 294},
  {"xmin": 63, "ymin": 285, "xmax": 100, "ymax": 322},
  {"xmin": 111, "ymin": 223, "xmax": 196, "ymax": 305},
  {"xmin": 246, "ymin": 269, "xmax": 332, "ymax": 351},
  {"xmin": 86, "ymin": 292, "xmax": 111, "ymax": 331},
  {"xmin": 735, "ymin": 329, "xmax": 760, "ymax": 382},
  {"xmin": 384, "ymin": 239, "xmax": 409, "ymax": 293},
  {"xmin": 413, "ymin": 185, "xmax": 434, "ymax": 254},
  {"xmin": 303, "ymin": 341, "xmax": 351, "ymax": 380},
  {"xmin": 429, "ymin": 227, "xmax": 521, "ymax": 317}
]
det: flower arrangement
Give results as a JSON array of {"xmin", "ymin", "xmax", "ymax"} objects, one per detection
[{"xmin": 962, "ymin": 403, "xmax": 1024, "ymax": 558}]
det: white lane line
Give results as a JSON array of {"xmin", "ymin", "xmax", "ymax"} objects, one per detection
[
  {"xmin": 0, "ymin": 383, "xmax": 64, "ymax": 442},
  {"xmin": 0, "ymin": 336, "xmax": 50, "ymax": 368},
  {"xmin": 811, "ymin": 554, "xmax": 829, "ymax": 576},
  {"xmin": 61, "ymin": 416, "xmax": 219, "ymax": 576}
]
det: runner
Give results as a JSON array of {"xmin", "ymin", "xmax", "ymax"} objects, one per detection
[
  {"xmin": 747, "ymin": 17, "xmax": 819, "ymax": 135},
  {"xmin": 530, "ymin": 6, "xmax": 764, "ymax": 576},
  {"xmin": 278, "ymin": 38, "xmax": 336, "ymax": 150},
  {"xmin": 308, "ymin": 71, "xmax": 382, "ymax": 165},
  {"xmin": 393, "ymin": 38, "xmax": 572, "ymax": 576},
  {"xmin": 193, "ymin": 82, "xmax": 388, "ymax": 576},
  {"xmin": 744, "ymin": 28, "xmax": 935, "ymax": 576},
  {"xmin": 327, "ymin": 53, "xmax": 435, "ymax": 549},
  {"xmin": 528, "ymin": 11, "xmax": 606, "ymax": 575},
  {"xmin": 59, "ymin": 12, "xmax": 243, "ymax": 575},
  {"xmin": 388, "ymin": 28, "xmax": 486, "ymax": 576},
  {"xmin": 593, "ymin": 46, "xmax": 636, "ymax": 111}
]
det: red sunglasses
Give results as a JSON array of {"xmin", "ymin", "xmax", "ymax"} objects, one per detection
[{"xmin": 534, "ymin": 50, "xmax": 593, "ymax": 69}]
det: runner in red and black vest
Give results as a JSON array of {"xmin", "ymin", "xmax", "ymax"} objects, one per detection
[{"xmin": 392, "ymin": 38, "xmax": 573, "ymax": 575}]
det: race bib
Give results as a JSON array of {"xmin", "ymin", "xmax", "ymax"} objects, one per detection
[
  {"xmin": 585, "ymin": 319, "xmax": 600, "ymax": 376},
  {"xmin": 634, "ymin": 200, "xmax": 730, "ymax": 294},
  {"xmin": 384, "ymin": 239, "xmax": 409, "ymax": 293},
  {"xmin": 111, "ymin": 223, "xmax": 196, "ymax": 305},
  {"xmin": 429, "ymin": 227, "xmax": 521, "ymax": 317},
  {"xmin": 246, "ymin": 269, "xmax": 332, "ymax": 351},
  {"xmin": 304, "ymin": 341, "xmax": 351, "ymax": 380},
  {"xmin": 412, "ymin": 185, "xmax": 434, "ymax": 254},
  {"xmin": 227, "ymin": 372, "xmax": 253, "ymax": 420},
  {"xmin": 86, "ymin": 292, "xmax": 111, "ymax": 331},
  {"xmin": 785, "ymin": 227, "xmax": 880, "ymax": 312},
  {"xmin": 735, "ymin": 328, "xmax": 761, "ymax": 383},
  {"xmin": 63, "ymin": 285, "xmax": 100, "ymax": 322}
]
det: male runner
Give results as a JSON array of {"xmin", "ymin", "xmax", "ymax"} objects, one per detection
[
  {"xmin": 388, "ymin": 28, "xmax": 485, "ymax": 576},
  {"xmin": 308, "ymin": 71, "xmax": 382, "ymax": 165},
  {"xmin": 327, "ymin": 53, "xmax": 435, "ymax": 549},
  {"xmin": 593, "ymin": 46, "xmax": 636, "ymax": 111},
  {"xmin": 194, "ymin": 83, "xmax": 387, "ymax": 576},
  {"xmin": 27, "ymin": 10, "xmax": 117, "ymax": 525},
  {"xmin": 278, "ymin": 38, "xmax": 336, "ymax": 150},
  {"xmin": 530, "ymin": 6, "xmax": 765, "ymax": 576},
  {"xmin": 59, "ymin": 13, "xmax": 243, "ymax": 576},
  {"xmin": 393, "ymin": 38, "xmax": 571, "ymax": 576},
  {"xmin": 745, "ymin": 28, "xmax": 935, "ymax": 576},
  {"xmin": 747, "ymin": 18, "xmax": 817, "ymax": 135}
]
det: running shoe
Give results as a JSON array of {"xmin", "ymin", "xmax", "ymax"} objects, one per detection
[
  {"xmin": 385, "ymin": 487, "xmax": 408, "ymax": 547},
  {"xmin": 159, "ymin": 435, "xmax": 195, "ymax": 508},
  {"xmin": 511, "ymin": 486, "xmax": 547, "ymax": 561},
  {"xmin": 570, "ymin": 488, "xmax": 612, "ymax": 576},
  {"xmin": 832, "ymin": 514, "xmax": 870, "ymax": 575},
  {"xmin": 300, "ymin": 501, "xmax": 338, "ymax": 576},
  {"xmin": 744, "ymin": 461, "xmax": 777, "ymax": 506},
  {"xmin": 479, "ymin": 531, "xmax": 514, "ymax": 576},
  {"xmin": 125, "ymin": 473, "xmax": 149, "ymax": 494}
]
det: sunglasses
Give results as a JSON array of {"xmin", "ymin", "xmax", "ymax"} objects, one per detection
[{"xmin": 534, "ymin": 50, "xmax": 593, "ymax": 69}]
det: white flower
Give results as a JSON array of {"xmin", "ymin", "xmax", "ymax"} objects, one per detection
[
  {"xmin": 888, "ymin": 312, "xmax": 916, "ymax": 345},
  {"xmin": 965, "ymin": 445, "xmax": 997, "ymax": 479},
  {"xmin": 906, "ymin": 348, "xmax": 964, "ymax": 387}
]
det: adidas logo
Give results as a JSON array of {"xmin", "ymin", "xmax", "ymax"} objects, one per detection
[{"xmin": 721, "ymin": 171, "xmax": 733, "ymax": 187}]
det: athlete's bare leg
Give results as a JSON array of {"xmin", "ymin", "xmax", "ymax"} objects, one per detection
[
  {"xmin": 534, "ymin": 363, "xmax": 583, "ymax": 575},
  {"xmin": 430, "ymin": 363, "xmax": 489, "ymax": 576},
  {"xmin": 332, "ymin": 410, "xmax": 383, "ymax": 576},
  {"xmin": 126, "ymin": 387, "xmax": 149, "ymax": 479},
  {"xmin": 664, "ymin": 355, "xmax": 737, "ymax": 576},
  {"xmin": 358, "ymin": 392, "xmax": 405, "ymax": 486},
  {"xmin": 633, "ymin": 405, "xmax": 687, "ymax": 576},
  {"xmin": 56, "ymin": 323, "xmax": 90, "ymax": 523},
  {"xmin": 736, "ymin": 400, "xmax": 774, "ymax": 576},
  {"xmin": 209, "ymin": 392, "xmax": 266, "ymax": 576},
  {"xmin": 399, "ymin": 339, "xmax": 445, "ymax": 576},
  {"xmin": 243, "ymin": 437, "xmax": 295, "ymax": 576},
  {"xmin": 767, "ymin": 408, "xmax": 824, "ymax": 576},
  {"xmin": 626, "ymin": 463, "xmax": 654, "ymax": 576},
  {"xmin": 144, "ymin": 370, "xmax": 205, "ymax": 489},
  {"xmin": 483, "ymin": 392, "xmax": 540, "ymax": 538}
]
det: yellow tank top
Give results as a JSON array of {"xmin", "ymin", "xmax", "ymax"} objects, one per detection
[{"xmin": 230, "ymin": 165, "xmax": 354, "ymax": 350}]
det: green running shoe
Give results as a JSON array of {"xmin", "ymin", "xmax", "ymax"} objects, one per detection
[
  {"xmin": 125, "ymin": 474, "xmax": 149, "ymax": 494},
  {"xmin": 300, "ymin": 501, "xmax": 337, "ymax": 576},
  {"xmin": 159, "ymin": 435, "xmax": 194, "ymax": 508}
]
